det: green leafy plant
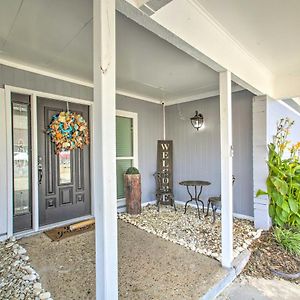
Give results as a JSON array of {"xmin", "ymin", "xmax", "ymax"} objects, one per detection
[
  {"xmin": 256, "ymin": 118, "xmax": 300, "ymax": 227},
  {"xmin": 125, "ymin": 167, "xmax": 140, "ymax": 175},
  {"xmin": 274, "ymin": 227, "xmax": 300, "ymax": 256}
]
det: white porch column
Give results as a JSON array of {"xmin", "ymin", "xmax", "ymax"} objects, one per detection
[
  {"xmin": 93, "ymin": 0, "xmax": 118, "ymax": 299},
  {"xmin": 252, "ymin": 95, "xmax": 272, "ymax": 230},
  {"xmin": 219, "ymin": 71, "xmax": 233, "ymax": 268}
]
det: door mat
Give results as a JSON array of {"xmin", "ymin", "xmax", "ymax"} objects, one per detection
[{"xmin": 45, "ymin": 220, "xmax": 95, "ymax": 242}]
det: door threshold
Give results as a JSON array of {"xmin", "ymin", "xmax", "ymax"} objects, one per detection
[
  {"xmin": 14, "ymin": 215, "xmax": 94, "ymax": 239},
  {"xmin": 39, "ymin": 215, "xmax": 94, "ymax": 232}
]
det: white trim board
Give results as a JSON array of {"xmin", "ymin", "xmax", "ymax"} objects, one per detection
[
  {"xmin": 0, "ymin": 88, "xmax": 8, "ymax": 238},
  {"xmin": 31, "ymin": 94, "xmax": 39, "ymax": 232},
  {"xmin": 5, "ymin": 87, "xmax": 13, "ymax": 237},
  {"xmin": 5, "ymin": 85, "xmax": 92, "ymax": 105},
  {"xmin": 117, "ymin": 89, "xmax": 161, "ymax": 104},
  {"xmin": 0, "ymin": 58, "xmax": 94, "ymax": 88},
  {"xmin": 278, "ymin": 99, "xmax": 300, "ymax": 117}
]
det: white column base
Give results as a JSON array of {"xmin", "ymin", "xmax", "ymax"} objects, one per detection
[{"xmin": 254, "ymin": 199, "xmax": 272, "ymax": 230}]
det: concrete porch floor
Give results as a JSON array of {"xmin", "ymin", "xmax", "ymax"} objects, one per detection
[{"xmin": 19, "ymin": 219, "xmax": 226, "ymax": 299}]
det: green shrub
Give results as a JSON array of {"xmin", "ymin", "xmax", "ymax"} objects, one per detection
[
  {"xmin": 274, "ymin": 227, "xmax": 300, "ymax": 256},
  {"xmin": 256, "ymin": 118, "xmax": 300, "ymax": 227},
  {"xmin": 125, "ymin": 167, "xmax": 140, "ymax": 174}
]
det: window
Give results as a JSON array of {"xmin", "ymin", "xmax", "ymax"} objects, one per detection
[
  {"xmin": 12, "ymin": 101, "xmax": 31, "ymax": 215},
  {"xmin": 58, "ymin": 150, "xmax": 71, "ymax": 184},
  {"xmin": 11, "ymin": 93, "xmax": 32, "ymax": 233},
  {"xmin": 116, "ymin": 111, "xmax": 138, "ymax": 200}
]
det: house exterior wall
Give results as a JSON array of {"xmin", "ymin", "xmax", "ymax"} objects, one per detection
[
  {"xmin": 116, "ymin": 94, "xmax": 163, "ymax": 204},
  {"xmin": 0, "ymin": 66, "xmax": 163, "ymax": 237},
  {"xmin": 166, "ymin": 90, "xmax": 254, "ymax": 217}
]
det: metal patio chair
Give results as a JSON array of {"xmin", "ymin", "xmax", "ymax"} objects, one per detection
[
  {"xmin": 153, "ymin": 171, "xmax": 176, "ymax": 212},
  {"xmin": 205, "ymin": 175, "xmax": 236, "ymax": 223}
]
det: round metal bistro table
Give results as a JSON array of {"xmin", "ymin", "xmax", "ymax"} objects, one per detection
[{"xmin": 179, "ymin": 180, "xmax": 211, "ymax": 219}]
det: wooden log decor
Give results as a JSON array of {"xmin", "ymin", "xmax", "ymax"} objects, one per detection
[
  {"xmin": 157, "ymin": 140, "xmax": 173, "ymax": 205},
  {"xmin": 124, "ymin": 174, "xmax": 141, "ymax": 214},
  {"xmin": 69, "ymin": 219, "xmax": 95, "ymax": 231}
]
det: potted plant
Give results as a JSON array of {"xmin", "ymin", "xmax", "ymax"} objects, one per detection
[{"xmin": 124, "ymin": 167, "xmax": 141, "ymax": 215}]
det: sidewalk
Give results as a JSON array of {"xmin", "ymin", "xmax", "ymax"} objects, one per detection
[{"xmin": 217, "ymin": 276, "xmax": 300, "ymax": 300}]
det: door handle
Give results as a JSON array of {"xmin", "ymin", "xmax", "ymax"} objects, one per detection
[{"xmin": 38, "ymin": 162, "xmax": 43, "ymax": 184}]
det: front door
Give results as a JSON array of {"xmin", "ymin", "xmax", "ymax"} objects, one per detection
[{"xmin": 37, "ymin": 98, "xmax": 91, "ymax": 226}]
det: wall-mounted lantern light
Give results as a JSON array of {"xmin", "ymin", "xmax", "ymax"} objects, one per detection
[{"xmin": 190, "ymin": 110, "xmax": 204, "ymax": 130}]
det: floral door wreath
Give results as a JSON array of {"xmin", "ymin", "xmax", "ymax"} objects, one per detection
[{"xmin": 47, "ymin": 111, "xmax": 90, "ymax": 153}]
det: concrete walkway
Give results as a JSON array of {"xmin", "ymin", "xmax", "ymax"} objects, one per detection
[
  {"xmin": 217, "ymin": 277, "xmax": 300, "ymax": 300},
  {"xmin": 20, "ymin": 220, "xmax": 226, "ymax": 299}
]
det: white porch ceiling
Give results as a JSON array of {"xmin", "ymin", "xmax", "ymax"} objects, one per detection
[
  {"xmin": 196, "ymin": 0, "xmax": 300, "ymax": 79},
  {"xmin": 0, "ymin": 0, "xmax": 226, "ymax": 103},
  {"xmin": 116, "ymin": 12, "xmax": 219, "ymax": 101}
]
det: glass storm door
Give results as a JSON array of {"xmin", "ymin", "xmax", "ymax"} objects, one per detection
[
  {"xmin": 116, "ymin": 112, "xmax": 137, "ymax": 200},
  {"xmin": 12, "ymin": 93, "xmax": 32, "ymax": 233},
  {"xmin": 37, "ymin": 98, "xmax": 91, "ymax": 226}
]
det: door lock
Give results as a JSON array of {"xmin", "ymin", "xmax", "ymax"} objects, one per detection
[{"xmin": 38, "ymin": 157, "xmax": 43, "ymax": 184}]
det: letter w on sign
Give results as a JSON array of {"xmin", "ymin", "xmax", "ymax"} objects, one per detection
[
  {"xmin": 157, "ymin": 140, "xmax": 173, "ymax": 205},
  {"xmin": 161, "ymin": 143, "xmax": 170, "ymax": 151}
]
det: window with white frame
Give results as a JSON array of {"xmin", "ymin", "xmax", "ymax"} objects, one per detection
[{"xmin": 116, "ymin": 110, "xmax": 138, "ymax": 200}]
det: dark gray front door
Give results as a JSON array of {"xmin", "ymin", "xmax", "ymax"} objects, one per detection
[{"xmin": 37, "ymin": 98, "xmax": 91, "ymax": 226}]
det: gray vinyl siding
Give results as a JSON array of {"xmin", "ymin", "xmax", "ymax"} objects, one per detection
[
  {"xmin": 0, "ymin": 64, "xmax": 93, "ymax": 100},
  {"xmin": 116, "ymin": 95, "xmax": 163, "ymax": 203},
  {"xmin": 166, "ymin": 90, "xmax": 254, "ymax": 217}
]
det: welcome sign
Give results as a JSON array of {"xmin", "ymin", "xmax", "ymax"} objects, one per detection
[{"xmin": 157, "ymin": 140, "xmax": 173, "ymax": 205}]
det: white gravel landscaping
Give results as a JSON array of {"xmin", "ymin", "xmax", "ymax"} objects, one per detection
[
  {"xmin": 0, "ymin": 237, "xmax": 51, "ymax": 300},
  {"xmin": 119, "ymin": 204, "xmax": 262, "ymax": 261}
]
